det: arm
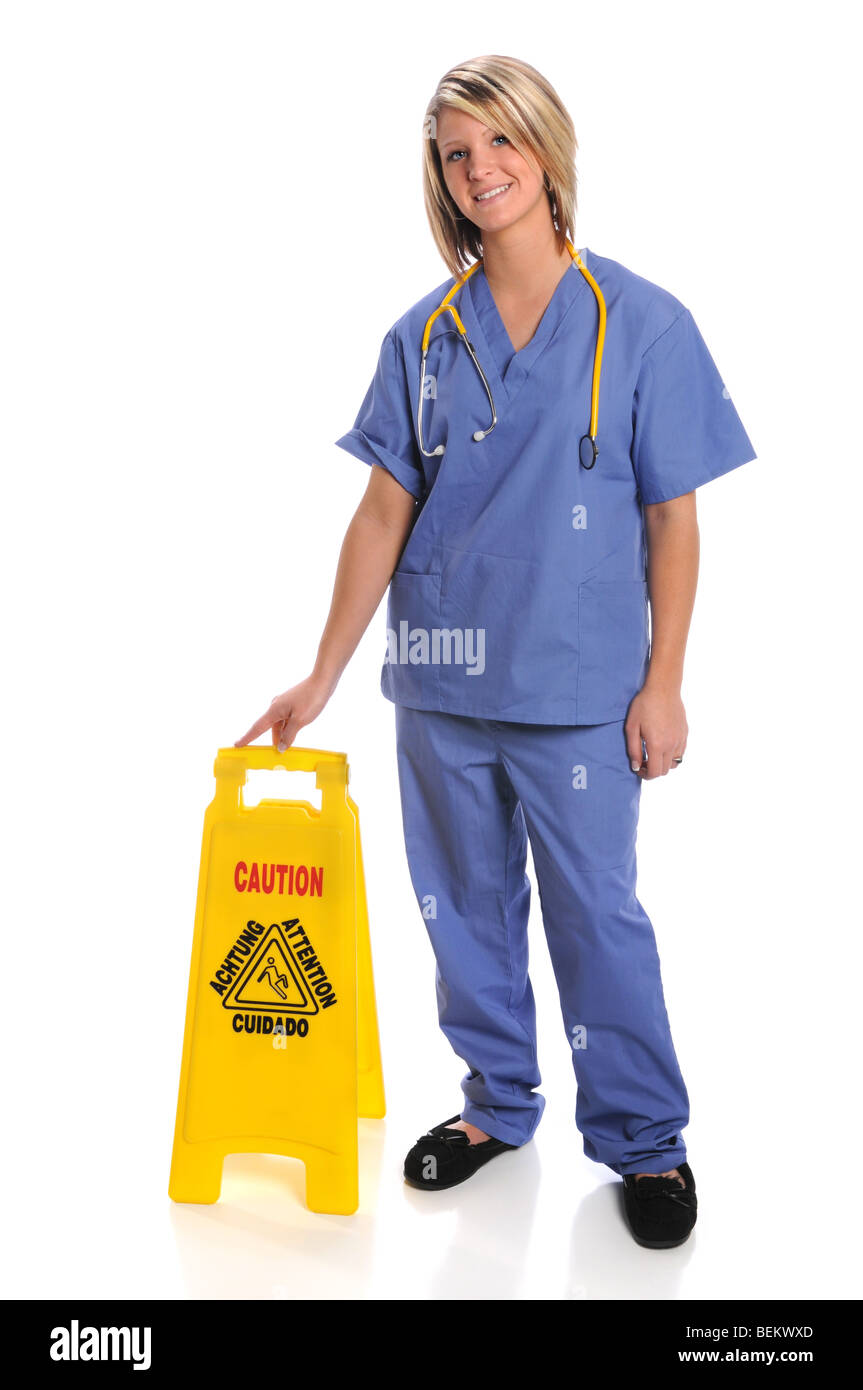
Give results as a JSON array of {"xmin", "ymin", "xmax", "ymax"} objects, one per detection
[
  {"xmin": 624, "ymin": 491, "xmax": 699, "ymax": 779},
  {"xmin": 234, "ymin": 465, "xmax": 418, "ymax": 750}
]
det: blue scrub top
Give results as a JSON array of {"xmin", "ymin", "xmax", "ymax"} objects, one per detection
[{"xmin": 335, "ymin": 247, "xmax": 757, "ymax": 724}]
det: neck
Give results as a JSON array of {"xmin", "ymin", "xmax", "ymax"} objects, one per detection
[{"xmin": 480, "ymin": 203, "xmax": 573, "ymax": 296}]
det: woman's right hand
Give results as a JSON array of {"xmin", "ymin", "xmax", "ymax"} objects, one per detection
[{"xmin": 233, "ymin": 673, "xmax": 335, "ymax": 752}]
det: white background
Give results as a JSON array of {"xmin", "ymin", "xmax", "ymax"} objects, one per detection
[{"xmin": 2, "ymin": 0, "xmax": 860, "ymax": 1302}]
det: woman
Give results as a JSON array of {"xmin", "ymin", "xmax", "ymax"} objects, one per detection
[{"xmin": 235, "ymin": 55, "xmax": 756, "ymax": 1249}]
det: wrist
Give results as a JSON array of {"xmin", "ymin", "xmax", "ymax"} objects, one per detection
[
  {"xmin": 642, "ymin": 667, "xmax": 683, "ymax": 698},
  {"xmin": 311, "ymin": 659, "xmax": 342, "ymax": 698}
]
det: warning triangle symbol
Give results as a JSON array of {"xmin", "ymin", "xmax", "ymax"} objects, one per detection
[{"xmin": 222, "ymin": 922, "xmax": 319, "ymax": 1015}]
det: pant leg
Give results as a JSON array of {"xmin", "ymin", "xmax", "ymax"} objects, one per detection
[
  {"xmin": 393, "ymin": 703, "xmax": 544, "ymax": 1147},
  {"xmin": 491, "ymin": 717, "xmax": 690, "ymax": 1177}
]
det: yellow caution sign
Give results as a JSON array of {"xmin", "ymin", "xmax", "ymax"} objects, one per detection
[{"xmin": 169, "ymin": 746, "xmax": 385, "ymax": 1215}]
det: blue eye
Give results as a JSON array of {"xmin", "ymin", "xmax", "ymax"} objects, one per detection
[{"xmin": 446, "ymin": 134, "xmax": 508, "ymax": 162}]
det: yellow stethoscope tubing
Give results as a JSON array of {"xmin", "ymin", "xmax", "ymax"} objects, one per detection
[
  {"xmin": 565, "ymin": 239, "xmax": 606, "ymax": 463},
  {"xmin": 420, "ymin": 260, "xmax": 481, "ymax": 351},
  {"xmin": 418, "ymin": 239, "xmax": 606, "ymax": 467}
]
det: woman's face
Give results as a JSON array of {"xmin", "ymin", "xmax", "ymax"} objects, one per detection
[{"xmin": 435, "ymin": 105, "xmax": 546, "ymax": 239}]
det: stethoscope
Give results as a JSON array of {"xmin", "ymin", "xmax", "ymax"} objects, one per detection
[{"xmin": 417, "ymin": 237, "xmax": 607, "ymax": 470}]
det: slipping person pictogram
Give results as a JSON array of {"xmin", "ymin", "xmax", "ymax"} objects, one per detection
[{"xmin": 258, "ymin": 956, "xmax": 290, "ymax": 1001}]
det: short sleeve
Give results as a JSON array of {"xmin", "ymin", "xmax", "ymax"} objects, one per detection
[
  {"xmin": 631, "ymin": 307, "xmax": 757, "ymax": 504},
  {"xmin": 334, "ymin": 329, "xmax": 425, "ymax": 500}
]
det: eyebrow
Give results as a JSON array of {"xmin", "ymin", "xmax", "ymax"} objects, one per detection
[{"xmin": 439, "ymin": 127, "xmax": 493, "ymax": 151}]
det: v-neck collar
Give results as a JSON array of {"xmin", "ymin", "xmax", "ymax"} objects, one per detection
[{"xmin": 464, "ymin": 248, "xmax": 592, "ymax": 404}]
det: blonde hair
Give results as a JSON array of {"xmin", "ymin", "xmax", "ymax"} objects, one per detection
[{"xmin": 422, "ymin": 55, "xmax": 578, "ymax": 280}]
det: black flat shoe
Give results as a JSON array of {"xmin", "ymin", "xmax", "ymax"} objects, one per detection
[
  {"xmin": 621, "ymin": 1162, "xmax": 697, "ymax": 1248},
  {"xmin": 403, "ymin": 1114, "xmax": 518, "ymax": 1191}
]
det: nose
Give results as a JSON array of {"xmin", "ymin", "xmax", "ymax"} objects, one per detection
[{"xmin": 467, "ymin": 155, "xmax": 495, "ymax": 182}]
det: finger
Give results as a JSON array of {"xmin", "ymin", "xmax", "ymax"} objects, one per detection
[
  {"xmin": 275, "ymin": 718, "xmax": 300, "ymax": 753},
  {"xmin": 671, "ymin": 731, "xmax": 688, "ymax": 769},
  {"xmin": 625, "ymin": 725, "xmax": 644, "ymax": 773},
  {"xmin": 272, "ymin": 709, "xmax": 299, "ymax": 751},
  {"xmin": 641, "ymin": 743, "xmax": 667, "ymax": 779},
  {"xmin": 234, "ymin": 710, "xmax": 276, "ymax": 747},
  {"xmin": 632, "ymin": 732, "xmax": 652, "ymax": 777}
]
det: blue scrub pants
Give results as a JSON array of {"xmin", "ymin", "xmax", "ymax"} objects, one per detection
[{"xmin": 394, "ymin": 704, "xmax": 690, "ymax": 1177}]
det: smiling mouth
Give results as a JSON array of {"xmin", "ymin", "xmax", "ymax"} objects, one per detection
[{"xmin": 473, "ymin": 182, "xmax": 512, "ymax": 204}]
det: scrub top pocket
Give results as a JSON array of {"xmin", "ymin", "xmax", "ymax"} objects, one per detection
[
  {"xmin": 577, "ymin": 578, "xmax": 650, "ymax": 721},
  {"xmin": 438, "ymin": 546, "xmax": 580, "ymax": 720},
  {"xmin": 381, "ymin": 569, "xmax": 442, "ymax": 708}
]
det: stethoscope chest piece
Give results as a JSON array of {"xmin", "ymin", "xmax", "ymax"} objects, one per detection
[{"xmin": 579, "ymin": 435, "xmax": 598, "ymax": 470}]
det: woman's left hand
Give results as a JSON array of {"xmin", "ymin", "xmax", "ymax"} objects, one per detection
[{"xmin": 625, "ymin": 684, "xmax": 688, "ymax": 779}]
